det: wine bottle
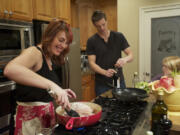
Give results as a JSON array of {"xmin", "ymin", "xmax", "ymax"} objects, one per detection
[
  {"xmin": 159, "ymin": 115, "xmax": 172, "ymax": 135},
  {"xmin": 132, "ymin": 72, "xmax": 139, "ymax": 88},
  {"xmin": 151, "ymin": 89, "xmax": 168, "ymax": 135}
]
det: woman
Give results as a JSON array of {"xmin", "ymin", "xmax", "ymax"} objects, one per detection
[
  {"xmin": 152, "ymin": 56, "xmax": 180, "ymax": 81},
  {"xmin": 3, "ymin": 20, "xmax": 76, "ymax": 135}
]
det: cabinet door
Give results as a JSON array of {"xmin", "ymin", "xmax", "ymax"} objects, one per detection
[
  {"xmin": 82, "ymin": 84, "xmax": 92, "ymax": 101},
  {"xmin": 55, "ymin": 0, "xmax": 70, "ymax": 23},
  {"xmin": 82, "ymin": 74, "xmax": 96, "ymax": 101},
  {"xmin": 0, "ymin": 0, "xmax": 11, "ymax": 18},
  {"xmin": 11, "ymin": 0, "xmax": 33, "ymax": 21},
  {"xmin": 33, "ymin": 0, "xmax": 55, "ymax": 21}
]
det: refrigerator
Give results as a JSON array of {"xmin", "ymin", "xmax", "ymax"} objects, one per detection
[
  {"xmin": 62, "ymin": 28, "xmax": 82, "ymax": 101},
  {"xmin": 33, "ymin": 20, "xmax": 82, "ymax": 100}
]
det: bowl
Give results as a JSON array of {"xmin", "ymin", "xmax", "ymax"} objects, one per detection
[{"xmin": 163, "ymin": 89, "xmax": 180, "ymax": 112}]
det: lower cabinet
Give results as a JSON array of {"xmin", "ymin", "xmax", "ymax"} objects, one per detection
[{"xmin": 82, "ymin": 74, "xmax": 96, "ymax": 101}]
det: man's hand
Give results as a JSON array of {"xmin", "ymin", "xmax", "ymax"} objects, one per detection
[
  {"xmin": 104, "ymin": 69, "xmax": 117, "ymax": 77},
  {"xmin": 115, "ymin": 58, "xmax": 127, "ymax": 68}
]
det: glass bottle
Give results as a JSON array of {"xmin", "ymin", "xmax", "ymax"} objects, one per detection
[
  {"xmin": 132, "ymin": 72, "xmax": 139, "ymax": 88},
  {"xmin": 159, "ymin": 115, "xmax": 172, "ymax": 135},
  {"xmin": 151, "ymin": 89, "xmax": 168, "ymax": 135}
]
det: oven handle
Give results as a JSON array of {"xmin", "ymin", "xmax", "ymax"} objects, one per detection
[{"xmin": 0, "ymin": 81, "xmax": 16, "ymax": 93}]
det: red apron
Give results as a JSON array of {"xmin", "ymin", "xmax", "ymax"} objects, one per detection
[{"xmin": 14, "ymin": 102, "xmax": 56, "ymax": 135}]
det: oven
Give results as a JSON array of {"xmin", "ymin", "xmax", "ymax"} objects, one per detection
[
  {"xmin": 0, "ymin": 81, "xmax": 16, "ymax": 135},
  {"xmin": 0, "ymin": 19, "xmax": 34, "ymax": 135}
]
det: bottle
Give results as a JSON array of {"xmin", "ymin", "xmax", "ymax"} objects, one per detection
[
  {"xmin": 132, "ymin": 72, "xmax": 139, "ymax": 88},
  {"xmin": 151, "ymin": 89, "xmax": 168, "ymax": 135},
  {"xmin": 159, "ymin": 115, "xmax": 172, "ymax": 135}
]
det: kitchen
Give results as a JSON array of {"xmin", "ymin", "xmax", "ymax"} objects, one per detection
[{"xmin": 0, "ymin": 0, "xmax": 180, "ymax": 135}]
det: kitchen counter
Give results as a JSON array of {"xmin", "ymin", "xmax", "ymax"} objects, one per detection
[
  {"xmin": 100, "ymin": 90, "xmax": 180, "ymax": 135},
  {"xmin": 54, "ymin": 90, "xmax": 180, "ymax": 135},
  {"xmin": 99, "ymin": 90, "xmax": 152, "ymax": 135}
]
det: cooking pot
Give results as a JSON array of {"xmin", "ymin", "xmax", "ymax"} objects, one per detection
[
  {"xmin": 112, "ymin": 87, "xmax": 148, "ymax": 102},
  {"xmin": 55, "ymin": 102, "xmax": 102, "ymax": 130}
]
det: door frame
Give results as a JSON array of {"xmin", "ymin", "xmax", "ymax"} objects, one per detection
[{"xmin": 139, "ymin": 3, "xmax": 180, "ymax": 81}]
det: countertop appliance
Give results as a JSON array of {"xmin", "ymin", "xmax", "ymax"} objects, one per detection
[
  {"xmin": 53, "ymin": 96, "xmax": 151, "ymax": 135},
  {"xmin": 33, "ymin": 20, "xmax": 82, "ymax": 100},
  {"xmin": 0, "ymin": 19, "xmax": 34, "ymax": 62}
]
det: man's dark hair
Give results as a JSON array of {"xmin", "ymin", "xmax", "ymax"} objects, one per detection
[{"xmin": 91, "ymin": 10, "xmax": 107, "ymax": 24}]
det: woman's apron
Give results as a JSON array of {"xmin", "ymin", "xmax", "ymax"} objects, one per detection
[{"xmin": 14, "ymin": 101, "xmax": 56, "ymax": 135}]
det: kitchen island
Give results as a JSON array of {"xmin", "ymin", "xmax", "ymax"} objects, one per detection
[
  {"xmin": 54, "ymin": 90, "xmax": 151, "ymax": 135},
  {"xmin": 100, "ymin": 90, "xmax": 180, "ymax": 135},
  {"xmin": 54, "ymin": 90, "xmax": 180, "ymax": 135}
]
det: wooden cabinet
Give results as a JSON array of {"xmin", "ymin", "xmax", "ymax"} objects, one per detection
[
  {"xmin": 33, "ymin": 0, "xmax": 71, "ymax": 23},
  {"xmin": 82, "ymin": 74, "xmax": 96, "ymax": 101},
  {"xmin": 0, "ymin": 0, "xmax": 33, "ymax": 21},
  {"xmin": 33, "ymin": 0, "xmax": 55, "ymax": 21},
  {"xmin": 77, "ymin": 1, "xmax": 96, "ymax": 50},
  {"xmin": 55, "ymin": 0, "xmax": 71, "ymax": 23},
  {"xmin": 72, "ymin": 0, "xmax": 117, "ymax": 50}
]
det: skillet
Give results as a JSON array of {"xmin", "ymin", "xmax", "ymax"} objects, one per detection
[
  {"xmin": 96, "ymin": 75, "xmax": 148, "ymax": 102},
  {"xmin": 112, "ymin": 87, "xmax": 148, "ymax": 102}
]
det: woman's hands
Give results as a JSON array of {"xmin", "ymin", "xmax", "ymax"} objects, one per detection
[{"xmin": 49, "ymin": 83, "xmax": 76, "ymax": 109}]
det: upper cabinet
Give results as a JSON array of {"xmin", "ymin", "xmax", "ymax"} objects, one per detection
[
  {"xmin": 76, "ymin": 1, "xmax": 96, "ymax": 50},
  {"xmin": 0, "ymin": 0, "xmax": 33, "ymax": 21},
  {"xmin": 72, "ymin": 0, "xmax": 117, "ymax": 50},
  {"xmin": 33, "ymin": 0, "xmax": 55, "ymax": 21},
  {"xmin": 33, "ymin": 0, "xmax": 71, "ymax": 23},
  {"xmin": 55, "ymin": 0, "xmax": 71, "ymax": 23}
]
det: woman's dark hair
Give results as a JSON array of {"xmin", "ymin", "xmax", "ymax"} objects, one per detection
[
  {"xmin": 91, "ymin": 10, "xmax": 107, "ymax": 24},
  {"xmin": 41, "ymin": 20, "xmax": 73, "ymax": 65}
]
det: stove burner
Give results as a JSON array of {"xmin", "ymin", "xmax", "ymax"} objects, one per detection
[
  {"xmin": 54, "ymin": 96, "xmax": 147, "ymax": 135},
  {"xmin": 73, "ymin": 127, "xmax": 85, "ymax": 132}
]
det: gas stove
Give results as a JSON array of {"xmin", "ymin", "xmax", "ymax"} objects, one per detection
[{"xmin": 54, "ymin": 96, "xmax": 151, "ymax": 135}]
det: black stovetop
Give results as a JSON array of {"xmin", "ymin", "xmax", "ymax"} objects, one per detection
[{"xmin": 54, "ymin": 96, "xmax": 147, "ymax": 135}]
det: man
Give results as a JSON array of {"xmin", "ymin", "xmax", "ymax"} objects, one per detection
[{"xmin": 86, "ymin": 10, "xmax": 133, "ymax": 96}]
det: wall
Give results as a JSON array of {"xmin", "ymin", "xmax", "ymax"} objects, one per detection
[{"xmin": 117, "ymin": 0, "xmax": 180, "ymax": 87}]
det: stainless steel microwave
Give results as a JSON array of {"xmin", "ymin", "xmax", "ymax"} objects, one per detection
[{"xmin": 0, "ymin": 19, "xmax": 34, "ymax": 66}]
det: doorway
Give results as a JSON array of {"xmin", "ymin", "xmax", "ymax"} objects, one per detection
[{"xmin": 139, "ymin": 3, "xmax": 180, "ymax": 81}]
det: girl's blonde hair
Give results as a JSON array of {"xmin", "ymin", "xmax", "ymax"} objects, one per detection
[{"xmin": 162, "ymin": 56, "xmax": 180, "ymax": 72}]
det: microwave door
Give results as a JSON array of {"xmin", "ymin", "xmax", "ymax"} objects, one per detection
[{"xmin": 41, "ymin": 24, "xmax": 48, "ymax": 33}]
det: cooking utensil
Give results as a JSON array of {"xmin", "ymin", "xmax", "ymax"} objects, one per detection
[
  {"xmin": 56, "ymin": 102, "xmax": 102, "ymax": 130},
  {"xmin": 112, "ymin": 87, "xmax": 148, "ymax": 102},
  {"xmin": 64, "ymin": 108, "xmax": 80, "ymax": 117},
  {"xmin": 96, "ymin": 75, "xmax": 148, "ymax": 102}
]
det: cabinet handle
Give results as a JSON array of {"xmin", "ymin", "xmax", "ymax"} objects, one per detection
[
  {"xmin": 4, "ymin": 10, "xmax": 9, "ymax": 15},
  {"xmin": 9, "ymin": 11, "xmax": 13, "ymax": 16}
]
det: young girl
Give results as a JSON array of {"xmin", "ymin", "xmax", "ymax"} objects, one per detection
[{"xmin": 152, "ymin": 56, "xmax": 180, "ymax": 81}]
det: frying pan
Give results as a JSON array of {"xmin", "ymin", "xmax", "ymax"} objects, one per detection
[
  {"xmin": 55, "ymin": 102, "xmax": 102, "ymax": 130},
  {"xmin": 112, "ymin": 87, "xmax": 148, "ymax": 102},
  {"xmin": 100, "ymin": 77, "xmax": 148, "ymax": 101}
]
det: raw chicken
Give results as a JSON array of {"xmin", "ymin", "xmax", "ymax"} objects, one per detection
[{"xmin": 65, "ymin": 102, "xmax": 93, "ymax": 117}]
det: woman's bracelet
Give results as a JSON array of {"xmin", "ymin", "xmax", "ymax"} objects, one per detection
[{"xmin": 47, "ymin": 88, "xmax": 57, "ymax": 98}]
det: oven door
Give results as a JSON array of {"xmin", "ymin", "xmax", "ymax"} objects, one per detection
[{"xmin": 0, "ymin": 81, "xmax": 16, "ymax": 135}]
